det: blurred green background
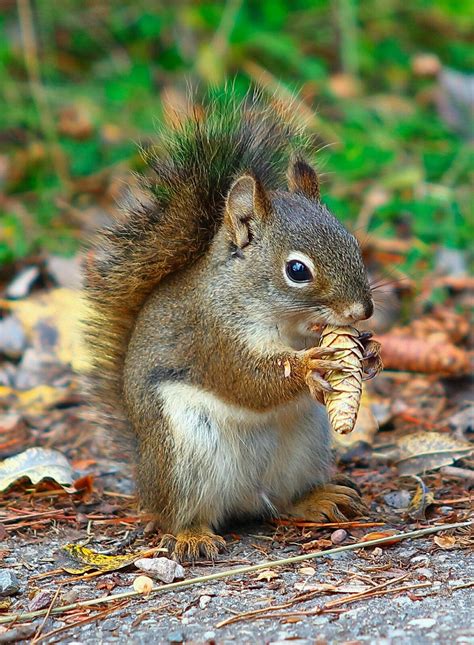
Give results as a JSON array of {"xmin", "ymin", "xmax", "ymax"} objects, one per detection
[{"xmin": 0, "ymin": 0, "xmax": 472, "ymax": 272}]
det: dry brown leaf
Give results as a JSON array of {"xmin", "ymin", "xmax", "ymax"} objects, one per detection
[
  {"xmin": 0, "ymin": 447, "xmax": 73, "ymax": 491},
  {"xmin": 256, "ymin": 569, "xmax": 280, "ymax": 582},
  {"xmin": 433, "ymin": 535, "xmax": 457, "ymax": 550},
  {"xmin": 395, "ymin": 432, "xmax": 474, "ymax": 476},
  {"xmin": 406, "ymin": 476, "xmax": 434, "ymax": 520}
]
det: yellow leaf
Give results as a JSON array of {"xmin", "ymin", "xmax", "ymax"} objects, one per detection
[
  {"xmin": 60, "ymin": 544, "xmax": 142, "ymax": 575},
  {"xmin": 0, "ymin": 384, "xmax": 73, "ymax": 414},
  {"xmin": 1, "ymin": 288, "xmax": 90, "ymax": 372}
]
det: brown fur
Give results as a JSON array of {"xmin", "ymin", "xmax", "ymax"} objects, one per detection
[{"xmin": 83, "ymin": 92, "xmax": 375, "ymax": 559}]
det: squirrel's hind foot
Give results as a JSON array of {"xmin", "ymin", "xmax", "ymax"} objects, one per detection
[
  {"xmin": 161, "ymin": 527, "xmax": 226, "ymax": 562},
  {"xmin": 289, "ymin": 482, "xmax": 367, "ymax": 523}
]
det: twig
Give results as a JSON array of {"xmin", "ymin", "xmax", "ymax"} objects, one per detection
[
  {"xmin": 216, "ymin": 588, "xmax": 330, "ymax": 628},
  {"xmin": 451, "ymin": 580, "xmax": 474, "ymax": 590},
  {"xmin": 440, "ymin": 466, "xmax": 474, "ymax": 482},
  {"xmin": 33, "ymin": 601, "xmax": 130, "ymax": 644},
  {"xmin": 322, "ymin": 573, "xmax": 409, "ymax": 608},
  {"xmin": 16, "ymin": 0, "xmax": 69, "ymax": 187},
  {"xmin": 217, "ymin": 573, "xmax": 409, "ymax": 627},
  {"xmin": 239, "ymin": 582, "xmax": 432, "ymax": 623},
  {"xmin": 0, "ymin": 521, "xmax": 470, "ymax": 625}
]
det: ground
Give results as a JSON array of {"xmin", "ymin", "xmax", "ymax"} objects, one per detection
[
  {"xmin": 1, "ymin": 426, "xmax": 472, "ymax": 644},
  {"xmin": 2, "ymin": 512, "xmax": 473, "ymax": 643}
]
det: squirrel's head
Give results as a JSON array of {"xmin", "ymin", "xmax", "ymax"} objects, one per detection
[{"xmin": 219, "ymin": 159, "xmax": 373, "ymax": 336}]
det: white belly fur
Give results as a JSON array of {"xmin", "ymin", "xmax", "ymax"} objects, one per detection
[{"xmin": 159, "ymin": 382, "xmax": 332, "ymax": 529}]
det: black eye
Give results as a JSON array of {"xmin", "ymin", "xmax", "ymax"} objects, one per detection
[{"xmin": 286, "ymin": 259, "xmax": 312, "ymax": 283}]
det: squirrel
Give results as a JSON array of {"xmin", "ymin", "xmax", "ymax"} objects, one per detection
[{"xmin": 83, "ymin": 90, "xmax": 378, "ymax": 560}]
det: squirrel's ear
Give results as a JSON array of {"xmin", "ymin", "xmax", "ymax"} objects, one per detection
[
  {"xmin": 224, "ymin": 175, "xmax": 270, "ymax": 249},
  {"xmin": 287, "ymin": 158, "xmax": 320, "ymax": 200}
]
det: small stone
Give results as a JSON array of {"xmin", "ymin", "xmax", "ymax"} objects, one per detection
[
  {"xmin": 135, "ymin": 557, "xmax": 185, "ymax": 583},
  {"xmin": 203, "ymin": 631, "xmax": 215, "ymax": 640},
  {"xmin": 410, "ymin": 555, "xmax": 430, "ymax": 565},
  {"xmin": 416, "ymin": 567, "xmax": 433, "ymax": 579},
  {"xmin": 28, "ymin": 590, "xmax": 52, "ymax": 611},
  {"xmin": 167, "ymin": 630, "xmax": 186, "ymax": 643},
  {"xmin": 199, "ymin": 594, "xmax": 212, "ymax": 609},
  {"xmin": 372, "ymin": 547, "xmax": 383, "ymax": 557},
  {"xmin": 408, "ymin": 618, "xmax": 436, "ymax": 629},
  {"xmin": 0, "ymin": 570, "xmax": 20, "ymax": 597},
  {"xmin": 0, "ymin": 316, "xmax": 26, "ymax": 359},
  {"xmin": 331, "ymin": 529, "xmax": 347, "ymax": 544}
]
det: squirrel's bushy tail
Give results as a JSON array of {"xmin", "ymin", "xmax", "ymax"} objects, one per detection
[{"xmin": 83, "ymin": 89, "xmax": 308, "ymax": 436}]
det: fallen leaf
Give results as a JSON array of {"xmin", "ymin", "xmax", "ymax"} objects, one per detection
[
  {"xmin": 0, "ymin": 447, "xmax": 73, "ymax": 491},
  {"xmin": 1, "ymin": 288, "xmax": 89, "ymax": 372},
  {"xmin": 395, "ymin": 432, "xmax": 474, "ymax": 476},
  {"xmin": 0, "ymin": 384, "xmax": 74, "ymax": 414},
  {"xmin": 59, "ymin": 544, "xmax": 142, "ymax": 575},
  {"xmin": 298, "ymin": 567, "xmax": 316, "ymax": 576},
  {"xmin": 433, "ymin": 535, "xmax": 457, "ymax": 550},
  {"xmin": 256, "ymin": 569, "xmax": 279, "ymax": 582},
  {"xmin": 28, "ymin": 590, "xmax": 53, "ymax": 611},
  {"xmin": 406, "ymin": 476, "xmax": 434, "ymax": 520},
  {"xmin": 359, "ymin": 530, "xmax": 399, "ymax": 546}
]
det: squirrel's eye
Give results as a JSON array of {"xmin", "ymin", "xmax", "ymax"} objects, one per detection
[{"xmin": 286, "ymin": 259, "xmax": 312, "ymax": 283}]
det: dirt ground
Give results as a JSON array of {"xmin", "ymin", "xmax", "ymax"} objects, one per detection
[{"xmin": 1, "ymin": 459, "xmax": 473, "ymax": 644}]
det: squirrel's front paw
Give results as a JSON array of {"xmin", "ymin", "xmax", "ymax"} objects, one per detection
[
  {"xmin": 161, "ymin": 527, "xmax": 226, "ymax": 562},
  {"xmin": 289, "ymin": 482, "xmax": 367, "ymax": 522},
  {"xmin": 358, "ymin": 331, "xmax": 383, "ymax": 380},
  {"xmin": 299, "ymin": 346, "xmax": 349, "ymax": 403}
]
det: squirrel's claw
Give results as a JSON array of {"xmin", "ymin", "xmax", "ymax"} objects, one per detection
[
  {"xmin": 288, "ymin": 482, "xmax": 367, "ymax": 522},
  {"xmin": 360, "ymin": 337, "xmax": 383, "ymax": 380},
  {"xmin": 160, "ymin": 528, "xmax": 226, "ymax": 562}
]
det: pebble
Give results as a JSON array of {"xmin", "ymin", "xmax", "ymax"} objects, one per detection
[
  {"xmin": 416, "ymin": 567, "xmax": 433, "ymax": 579},
  {"xmin": 203, "ymin": 631, "xmax": 216, "ymax": 640},
  {"xmin": 408, "ymin": 618, "xmax": 437, "ymax": 629},
  {"xmin": 0, "ymin": 570, "xmax": 20, "ymax": 597},
  {"xmin": 0, "ymin": 316, "xmax": 26, "ymax": 358},
  {"xmin": 330, "ymin": 528, "xmax": 347, "ymax": 544},
  {"xmin": 199, "ymin": 594, "xmax": 212, "ymax": 609},
  {"xmin": 411, "ymin": 555, "xmax": 430, "ymax": 565},
  {"xmin": 134, "ymin": 556, "xmax": 185, "ymax": 583},
  {"xmin": 167, "ymin": 630, "xmax": 186, "ymax": 643}
]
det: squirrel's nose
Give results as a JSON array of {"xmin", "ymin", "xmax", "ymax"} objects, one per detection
[
  {"xmin": 342, "ymin": 299, "xmax": 373, "ymax": 322},
  {"xmin": 362, "ymin": 299, "xmax": 374, "ymax": 320}
]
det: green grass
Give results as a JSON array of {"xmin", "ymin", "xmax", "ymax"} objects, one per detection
[{"xmin": 0, "ymin": 0, "xmax": 472, "ymax": 270}]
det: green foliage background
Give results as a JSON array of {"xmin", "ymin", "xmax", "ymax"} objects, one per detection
[{"xmin": 0, "ymin": 0, "xmax": 472, "ymax": 268}]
